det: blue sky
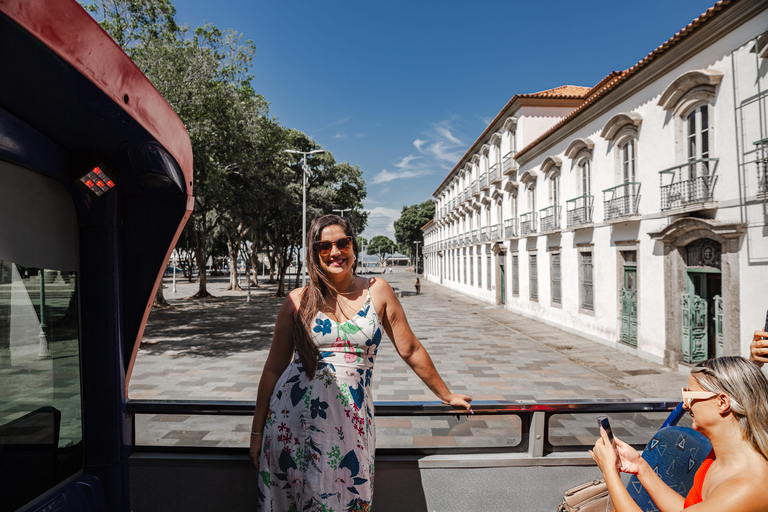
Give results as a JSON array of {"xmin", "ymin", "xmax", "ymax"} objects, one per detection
[{"xmin": 172, "ymin": 0, "xmax": 718, "ymax": 241}]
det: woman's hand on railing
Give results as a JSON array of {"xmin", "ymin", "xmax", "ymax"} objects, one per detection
[
  {"xmin": 442, "ymin": 393, "xmax": 473, "ymax": 413},
  {"xmin": 750, "ymin": 331, "xmax": 768, "ymax": 368}
]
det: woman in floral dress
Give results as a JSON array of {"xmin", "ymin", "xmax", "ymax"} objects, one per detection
[{"xmin": 250, "ymin": 215, "xmax": 471, "ymax": 512}]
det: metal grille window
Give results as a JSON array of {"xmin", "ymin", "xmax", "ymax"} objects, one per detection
[
  {"xmin": 512, "ymin": 254, "xmax": 519, "ymax": 296},
  {"xmin": 469, "ymin": 251, "xmax": 473, "ymax": 286},
  {"xmin": 580, "ymin": 251, "xmax": 594, "ymax": 311},
  {"xmin": 487, "ymin": 255, "xmax": 492, "ymax": 290},
  {"xmin": 530, "ymin": 254, "xmax": 538, "ymax": 300},
  {"xmin": 551, "ymin": 253, "xmax": 561, "ymax": 305},
  {"xmin": 477, "ymin": 251, "xmax": 482, "ymax": 287}
]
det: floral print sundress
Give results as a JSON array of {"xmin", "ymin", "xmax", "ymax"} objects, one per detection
[{"xmin": 257, "ymin": 285, "xmax": 382, "ymax": 512}]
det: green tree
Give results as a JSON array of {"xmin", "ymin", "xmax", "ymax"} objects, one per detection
[
  {"xmin": 394, "ymin": 200, "xmax": 435, "ymax": 257},
  {"xmin": 367, "ymin": 235, "xmax": 397, "ymax": 265},
  {"xmin": 85, "ymin": 0, "xmax": 268, "ymax": 298}
]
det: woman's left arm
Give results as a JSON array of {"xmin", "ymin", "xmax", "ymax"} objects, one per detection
[{"xmin": 374, "ymin": 279, "xmax": 471, "ymax": 410}]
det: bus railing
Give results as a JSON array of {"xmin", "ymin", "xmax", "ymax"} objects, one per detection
[{"xmin": 127, "ymin": 398, "xmax": 682, "ymax": 459}]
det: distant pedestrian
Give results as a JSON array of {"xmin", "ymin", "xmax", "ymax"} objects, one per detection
[
  {"xmin": 414, "ymin": 278, "xmax": 421, "ymax": 295},
  {"xmin": 250, "ymin": 214, "xmax": 471, "ymax": 511}
]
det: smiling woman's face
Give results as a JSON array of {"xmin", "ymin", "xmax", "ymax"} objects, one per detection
[{"xmin": 317, "ymin": 224, "xmax": 354, "ymax": 278}]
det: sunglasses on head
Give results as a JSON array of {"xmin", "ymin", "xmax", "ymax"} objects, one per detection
[{"xmin": 314, "ymin": 236, "xmax": 353, "ymax": 253}]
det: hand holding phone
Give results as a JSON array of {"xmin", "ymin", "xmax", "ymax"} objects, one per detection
[{"xmin": 597, "ymin": 415, "xmax": 614, "ymax": 444}]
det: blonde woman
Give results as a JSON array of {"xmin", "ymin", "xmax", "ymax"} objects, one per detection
[
  {"xmin": 591, "ymin": 356, "xmax": 768, "ymax": 511},
  {"xmin": 249, "ymin": 214, "xmax": 471, "ymax": 511}
]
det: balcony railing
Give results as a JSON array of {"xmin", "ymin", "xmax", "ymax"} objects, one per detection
[
  {"xmin": 471, "ymin": 229, "xmax": 479, "ymax": 243},
  {"xmin": 603, "ymin": 182, "xmax": 641, "ymax": 221},
  {"xmin": 480, "ymin": 226, "xmax": 488, "ymax": 242},
  {"xmin": 504, "ymin": 218, "xmax": 518, "ymax": 238},
  {"xmin": 502, "ymin": 151, "xmax": 517, "ymax": 176},
  {"xmin": 489, "ymin": 223, "xmax": 501, "ymax": 241},
  {"xmin": 539, "ymin": 205, "xmax": 561, "ymax": 233},
  {"xmin": 659, "ymin": 158, "xmax": 719, "ymax": 211},
  {"xmin": 566, "ymin": 195, "xmax": 594, "ymax": 227},
  {"xmin": 520, "ymin": 211, "xmax": 538, "ymax": 236},
  {"xmin": 489, "ymin": 163, "xmax": 500, "ymax": 183},
  {"xmin": 461, "ymin": 187, "xmax": 468, "ymax": 203},
  {"xmin": 471, "ymin": 180, "xmax": 479, "ymax": 196}
]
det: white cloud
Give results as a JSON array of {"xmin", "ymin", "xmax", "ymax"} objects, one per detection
[
  {"xmin": 394, "ymin": 155, "xmax": 422, "ymax": 169},
  {"xmin": 411, "ymin": 119, "xmax": 466, "ymax": 165},
  {"xmin": 333, "ymin": 133, "xmax": 347, "ymax": 139},
  {"xmin": 371, "ymin": 168, "xmax": 432, "ymax": 185},
  {"xmin": 361, "ymin": 206, "xmax": 401, "ymax": 239}
]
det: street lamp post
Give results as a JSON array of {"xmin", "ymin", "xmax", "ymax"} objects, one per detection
[
  {"xmin": 285, "ymin": 148, "xmax": 325, "ymax": 288},
  {"xmin": 333, "ymin": 208, "xmax": 351, "ymax": 217},
  {"xmin": 413, "ymin": 241, "xmax": 421, "ymax": 275}
]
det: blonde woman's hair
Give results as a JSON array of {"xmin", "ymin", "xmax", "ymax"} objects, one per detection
[{"xmin": 692, "ymin": 356, "xmax": 768, "ymax": 462}]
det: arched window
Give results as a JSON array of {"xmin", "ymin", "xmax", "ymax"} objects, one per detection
[
  {"xmin": 687, "ymin": 104, "xmax": 710, "ymax": 176},
  {"xmin": 581, "ymin": 159, "xmax": 592, "ymax": 197},
  {"xmin": 620, "ymin": 138, "xmax": 635, "ymax": 183}
]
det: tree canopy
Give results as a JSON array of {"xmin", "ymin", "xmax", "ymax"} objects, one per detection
[
  {"xmin": 84, "ymin": 0, "xmax": 368, "ymax": 298},
  {"xmin": 394, "ymin": 200, "xmax": 435, "ymax": 257}
]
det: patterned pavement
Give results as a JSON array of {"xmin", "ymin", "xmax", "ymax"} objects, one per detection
[{"xmin": 129, "ymin": 268, "xmax": 689, "ymax": 448}]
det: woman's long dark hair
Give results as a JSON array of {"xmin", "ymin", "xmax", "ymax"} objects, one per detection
[{"xmin": 293, "ymin": 215, "xmax": 359, "ymax": 378}]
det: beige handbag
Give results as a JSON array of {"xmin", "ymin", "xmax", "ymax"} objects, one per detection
[{"xmin": 557, "ymin": 479, "xmax": 609, "ymax": 512}]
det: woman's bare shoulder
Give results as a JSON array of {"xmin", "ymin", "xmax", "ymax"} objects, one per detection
[{"xmin": 707, "ymin": 464, "xmax": 768, "ymax": 511}]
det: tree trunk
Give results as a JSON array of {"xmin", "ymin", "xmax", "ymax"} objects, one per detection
[
  {"xmin": 153, "ymin": 281, "xmax": 170, "ymax": 308},
  {"xmin": 191, "ymin": 247, "xmax": 213, "ymax": 298},
  {"xmin": 275, "ymin": 245, "xmax": 289, "ymax": 297},
  {"xmin": 249, "ymin": 244, "xmax": 260, "ymax": 287},
  {"xmin": 225, "ymin": 235, "xmax": 243, "ymax": 291},
  {"xmin": 268, "ymin": 248, "xmax": 277, "ymax": 284}
]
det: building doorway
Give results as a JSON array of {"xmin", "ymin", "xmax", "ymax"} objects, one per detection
[{"xmin": 682, "ymin": 239, "xmax": 723, "ymax": 363}]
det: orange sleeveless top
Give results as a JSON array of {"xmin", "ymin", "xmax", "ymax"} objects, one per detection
[{"xmin": 683, "ymin": 451, "xmax": 715, "ymax": 508}]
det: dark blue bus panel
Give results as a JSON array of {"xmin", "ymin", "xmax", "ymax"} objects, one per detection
[{"xmin": 0, "ymin": 1, "xmax": 193, "ymax": 510}]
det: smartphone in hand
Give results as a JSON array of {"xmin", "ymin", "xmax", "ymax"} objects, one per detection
[{"xmin": 597, "ymin": 416, "xmax": 614, "ymax": 444}]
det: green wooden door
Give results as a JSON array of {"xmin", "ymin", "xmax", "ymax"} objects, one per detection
[
  {"xmin": 682, "ymin": 271, "xmax": 709, "ymax": 364},
  {"xmin": 621, "ymin": 267, "xmax": 637, "ymax": 346}
]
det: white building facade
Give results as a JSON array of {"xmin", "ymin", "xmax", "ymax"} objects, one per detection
[{"xmin": 423, "ymin": 0, "xmax": 768, "ymax": 367}]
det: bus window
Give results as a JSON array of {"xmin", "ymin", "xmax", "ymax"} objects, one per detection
[{"xmin": 0, "ymin": 162, "xmax": 83, "ymax": 512}]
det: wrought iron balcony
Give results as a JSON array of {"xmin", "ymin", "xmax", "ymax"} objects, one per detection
[
  {"xmin": 520, "ymin": 211, "xmax": 538, "ymax": 236},
  {"xmin": 489, "ymin": 223, "xmax": 501, "ymax": 241},
  {"xmin": 479, "ymin": 172, "xmax": 488, "ymax": 190},
  {"xmin": 539, "ymin": 205, "xmax": 561, "ymax": 233},
  {"xmin": 603, "ymin": 182, "xmax": 641, "ymax": 221},
  {"xmin": 489, "ymin": 163, "xmax": 500, "ymax": 184},
  {"xmin": 480, "ymin": 226, "xmax": 488, "ymax": 242},
  {"xmin": 566, "ymin": 195, "xmax": 594, "ymax": 227},
  {"xmin": 504, "ymin": 218, "xmax": 518, "ymax": 238},
  {"xmin": 502, "ymin": 151, "xmax": 517, "ymax": 176},
  {"xmin": 471, "ymin": 180, "xmax": 479, "ymax": 197},
  {"xmin": 471, "ymin": 229, "xmax": 479, "ymax": 244},
  {"xmin": 659, "ymin": 158, "xmax": 719, "ymax": 211}
]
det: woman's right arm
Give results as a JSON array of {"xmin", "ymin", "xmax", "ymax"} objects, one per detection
[
  {"xmin": 249, "ymin": 290, "xmax": 301, "ymax": 470},
  {"xmin": 592, "ymin": 435, "xmax": 685, "ymax": 512}
]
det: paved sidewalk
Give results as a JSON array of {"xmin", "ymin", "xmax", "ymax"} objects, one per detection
[{"xmin": 130, "ymin": 268, "xmax": 688, "ymax": 448}]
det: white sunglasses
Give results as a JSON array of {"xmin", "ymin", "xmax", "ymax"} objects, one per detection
[{"xmin": 681, "ymin": 387, "xmax": 717, "ymax": 407}]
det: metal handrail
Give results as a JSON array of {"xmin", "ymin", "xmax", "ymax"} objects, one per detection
[
  {"xmin": 539, "ymin": 205, "xmax": 561, "ymax": 233},
  {"xmin": 126, "ymin": 398, "xmax": 680, "ymax": 417},
  {"xmin": 566, "ymin": 195, "xmax": 594, "ymax": 227},
  {"xmin": 504, "ymin": 218, "xmax": 518, "ymax": 238},
  {"xmin": 602, "ymin": 182, "xmax": 641, "ymax": 220},
  {"xmin": 658, "ymin": 158, "xmax": 719, "ymax": 210},
  {"xmin": 520, "ymin": 211, "xmax": 537, "ymax": 235},
  {"xmin": 489, "ymin": 163, "xmax": 500, "ymax": 182}
]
